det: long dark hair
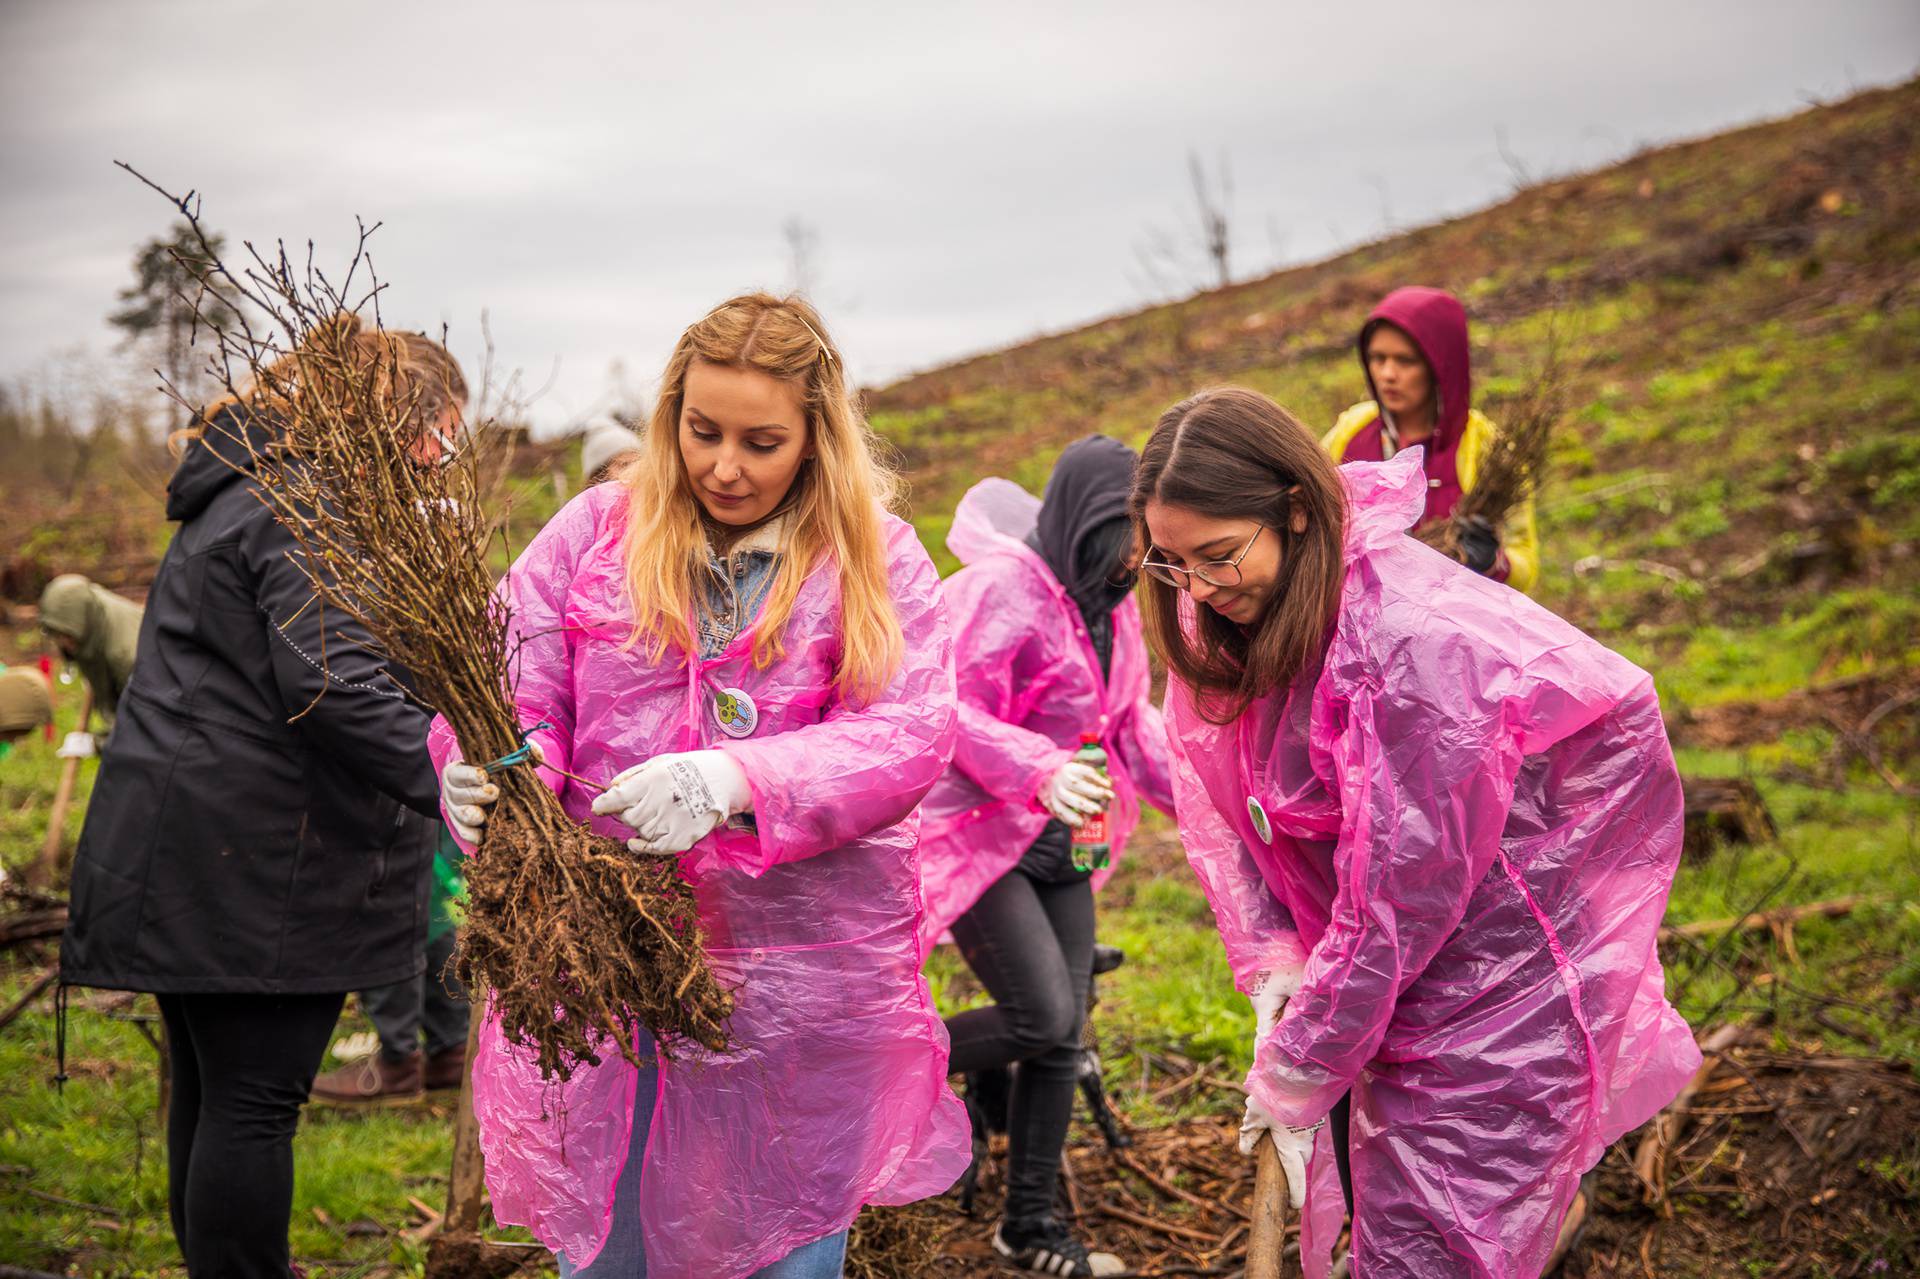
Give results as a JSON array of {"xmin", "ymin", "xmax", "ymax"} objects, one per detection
[{"xmin": 1130, "ymin": 387, "xmax": 1348, "ymax": 724}]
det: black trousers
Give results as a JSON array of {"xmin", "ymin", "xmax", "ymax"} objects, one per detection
[
  {"xmin": 944, "ymin": 870, "xmax": 1096, "ymax": 1225},
  {"xmin": 1332, "ymin": 1092, "xmax": 1353, "ymax": 1212},
  {"xmin": 156, "ymin": 991, "xmax": 345, "ymax": 1278}
]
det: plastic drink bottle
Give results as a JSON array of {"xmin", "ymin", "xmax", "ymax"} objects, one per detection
[{"xmin": 1070, "ymin": 732, "xmax": 1112, "ymax": 872}]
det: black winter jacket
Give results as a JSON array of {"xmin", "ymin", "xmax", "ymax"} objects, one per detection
[{"xmin": 61, "ymin": 406, "xmax": 443, "ymax": 994}]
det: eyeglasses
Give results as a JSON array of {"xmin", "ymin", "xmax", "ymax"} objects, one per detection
[{"xmin": 1138, "ymin": 526, "xmax": 1264, "ymax": 590}]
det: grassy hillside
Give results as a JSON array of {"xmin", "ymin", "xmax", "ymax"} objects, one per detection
[
  {"xmin": 871, "ymin": 79, "xmax": 1920, "ymax": 653},
  {"xmin": 4, "ymin": 81, "xmax": 1917, "ymax": 1276}
]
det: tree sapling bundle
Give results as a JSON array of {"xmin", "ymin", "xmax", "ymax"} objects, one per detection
[
  {"xmin": 1416, "ymin": 312, "xmax": 1571, "ymax": 564},
  {"xmin": 129, "ymin": 169, "xmax": 733, "ymax": 1080}
]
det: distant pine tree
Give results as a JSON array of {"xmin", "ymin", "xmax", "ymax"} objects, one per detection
[{"xmin": 108, "ymin": 221, "xmax": 242, "ymax": 406}]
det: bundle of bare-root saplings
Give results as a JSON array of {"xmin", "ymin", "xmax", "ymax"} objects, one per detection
[
  {"xmin": 151, "ymin": 189, "xmax": 732, "ymax": 1080},
  {"xmin": 1417, "ymin": 316, "xmax": 1570, "ymax": 564}
]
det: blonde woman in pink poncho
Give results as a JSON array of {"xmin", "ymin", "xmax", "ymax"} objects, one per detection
[
  {"xmin": 1130, "ymin": 387, "xmax": 1700, "ymax": 1278},
  {"xmin": 435, "ymin": 294, "xmax": 969, "ymax": 1278}
]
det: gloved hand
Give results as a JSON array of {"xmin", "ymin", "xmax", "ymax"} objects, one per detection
[
  {"xmin": 1454, "ymin": 514, "xmax": 1502, "ymax": 575},
  {"xmin": 442, "ymin": 757, "xmax": 503, "ymax": 844},
  {"xmin": 56, "ymin": 731, "xmax": 96, "ymax": 760},
  {"xmin": 1239, "ymin": 1092, "xmax": 1320, "ymax": 1209},
  {"xmin": 1038, "ymin": 759, "xmax": 1114, "ymax": 828},
  {"xmin": 1248, "ymin": 969, "xmax": 1293, "ymax": 1041},
  {"xmin": 591, "ymin": 750, "xmax": 753, "ymax": 856}
]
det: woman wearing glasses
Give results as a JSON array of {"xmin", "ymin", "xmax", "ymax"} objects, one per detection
[
  {"xmin": 917, "ymin": 435, "xmax": 1176, "ymax": 1277},
  {"xmin": 1132, "ymin": 388, "xmax": 1698, "ymax": 1278}
]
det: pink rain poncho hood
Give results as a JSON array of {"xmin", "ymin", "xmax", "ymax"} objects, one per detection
[
  {"xmin": 918, "ymin": 464, "xmax": 1176, "ymax": 946},
  {"xmin": 1166, "ymin": 451, "xmax": 1700, "ymax": 1278},
  {"xmin": 428, "ymin": 484, "xmax": 970, "ymax": 1277}
]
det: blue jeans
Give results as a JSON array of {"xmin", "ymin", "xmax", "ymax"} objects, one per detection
[{"xmin": 557, "ymin": 1031, "xmax": 849, "ymax": 1279}]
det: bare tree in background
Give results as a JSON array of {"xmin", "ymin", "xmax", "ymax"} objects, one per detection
[
  {"xmin": 1362, "ymin": 172, "xmax": 1396, "ymax": 235},
  {"xmin": 783, "ymin": 216, "xmax": 821, "ymax": 298},
  {"xmin": 1494, "ymin": 125, "xmax": 1536, "ymax": 191},
  {"xmin": 109, "ymin": 220, "xmax": 243, "ymax": 406},
  {"xmin": 1190, "ymin": 149, "xmax": 1232, "ymax": 289},
  {"xmin": 1130, "ymin": 149, "xmax": 1244, "ymax": 301}
]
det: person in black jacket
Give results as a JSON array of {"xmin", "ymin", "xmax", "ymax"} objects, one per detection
[
  {"xmin": 60, "ymin": 318, "xmax": 467, "ymax": 1278},
  {"xmin": 939, "ymin": 437, "xmax": 1167, "ymax": 1278}
]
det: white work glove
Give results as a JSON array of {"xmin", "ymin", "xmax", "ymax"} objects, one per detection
[
  {"xmin": 1248, "ymin": 965, "xmax": 1303, "ymax": 1041},
  {"xmin": 441, "ymin": 757, "xmax": 504, "ymax": 844},
  {"xmin": 57, "ymin": 731, "xmax": 96, "ymax": 760},
  {"xmin": 591, "ymin": 750, "xmax": 753, "ymax": 856},
  {"xmin": 1038, "ymin": 759, "xmax": 1114, "ymax": 828},
  {"xmin": 1239, "ymin": 1092, "xmax": 1320, "ymax": 1209}
]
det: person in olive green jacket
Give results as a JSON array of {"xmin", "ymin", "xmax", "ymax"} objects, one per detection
[
  {"xmin": 39, "ymin": 574, "xmax": 144, "ymax": 738},
  {"xmin": 1323, "ymin": 287, "xmax": 1540, "ymax": 593}
]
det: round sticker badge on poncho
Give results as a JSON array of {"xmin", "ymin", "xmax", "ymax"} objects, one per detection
[
  {"xmin": 712, "ymin": 686, "xmax": 759, "ymax": 738},
  {"xmin": 1247, "ymin": 795, "xmax": 1273, "ymax": 844}
]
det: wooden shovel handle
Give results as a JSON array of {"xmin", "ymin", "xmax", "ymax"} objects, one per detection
[
  {"xmin": 1247, "ymin": 1129, "xmax": 1294, "ymax": 1278},
  {"xmin": 31, "ymin": 688, "xmax": 93, "ymax": 889}
]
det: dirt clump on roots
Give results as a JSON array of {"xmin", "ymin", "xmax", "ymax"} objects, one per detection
[
  {"xmin": 456, "ymin": 792, "xmax": 734, "ymax": 1080},
  {"xmin": 845, "ymin": 1202, "xmax": 960, "ymax": 1279}
]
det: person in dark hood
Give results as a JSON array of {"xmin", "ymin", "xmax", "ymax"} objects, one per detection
[
  {"xmin": 917, "ymin": 435, "xmax": 1178, "ymax": 1277},
  {"xmin": 60, "ymin": 316, "xmax": 466, "ymax": 1277},
  {"xmin": 1323, "ymin": 286, "xmax": 1540, "ymax": 592}
]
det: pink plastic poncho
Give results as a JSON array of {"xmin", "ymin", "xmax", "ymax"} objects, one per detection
[
  {"xmin": 428, "ymin": 484, "xmax": 971, "ymax": 1278},
  {"xmin": 1166, "ymin": 452, "xmax": 1701, "ymax": 1279},
  {"xmin": 917, "ymin": 478, "xmax": 1177, "ymax": 947}
]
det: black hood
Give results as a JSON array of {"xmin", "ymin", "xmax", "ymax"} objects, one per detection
[
  {"xmin": 1027, "ymin": 434, "xmax": 1138, "ymax": 619},
  {"xmin": 165, "ymin": 405, "xmax": 276, "ymax": 523}
]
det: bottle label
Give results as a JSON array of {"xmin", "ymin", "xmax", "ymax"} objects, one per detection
[
  {"xmin": 1072, "ymin": 811, "xmax": 1110, "ymax": 872},
  {"xmin": 1071, "ymin": 733, "xmax": 1111, "ymax": 871}
]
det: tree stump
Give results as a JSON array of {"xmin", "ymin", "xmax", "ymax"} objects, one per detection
[{"xmin": 1681, "ymin": 775, "xmax": 1775, "ymax": 860}]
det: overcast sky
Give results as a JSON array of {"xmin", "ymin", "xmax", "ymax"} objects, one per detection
[{"xmin": 3, "ymin": 1, "xmax": 1915, "ymax": 432}]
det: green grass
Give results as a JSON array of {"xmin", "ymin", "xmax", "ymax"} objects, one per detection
[
  {"xmin": 1661, "ymin": 739, "xmax": 1920, "ymax": 1061},
  {"xmin": 0, "ymin": 976, "xmax": 475, "ymax": 1277},
  {"xmin": 0, "ymin": 652, "xmax": 517, "ymax": 1277}
]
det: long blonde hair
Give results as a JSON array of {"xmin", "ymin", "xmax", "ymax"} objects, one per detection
[
  {"xmin": 623, "ymin": 293, "xmax": 905, "ymax": 703},
  {"xmin": 176, "ymin": 314, "xmax": 467, "ymax": 455}
]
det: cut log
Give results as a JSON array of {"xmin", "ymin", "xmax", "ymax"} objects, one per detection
[
  {"xmin": 0, "ymin": 907, "xmax": 67, "ymax": 950},
  {"xmin": 1660, "ymin": 895, "xmax": 1881, "ymax": 943},
  {"xmin": 1680, "ymin": 775, "xmax": 1775, "ymax": 860}
]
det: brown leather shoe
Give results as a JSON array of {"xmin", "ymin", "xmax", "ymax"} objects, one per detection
[
  {"xmin": 423, "ymin": 1043, "xmax": 467, "ymax": 1091},
  {"xmin": 311, "ymin": 1051, "xmax": 423, "ymax": 1104}
]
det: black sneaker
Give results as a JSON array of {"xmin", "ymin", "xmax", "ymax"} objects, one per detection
[{"xmin": 992, "ymin": 1216, "xmax": 1124, "ymax": 1277}]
